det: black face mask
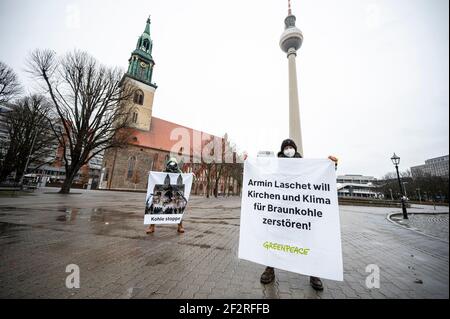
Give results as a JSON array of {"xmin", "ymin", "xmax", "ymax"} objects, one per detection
[{"xmin": 166, "ymin": 162, "xmax": 178, "ymax": 172}]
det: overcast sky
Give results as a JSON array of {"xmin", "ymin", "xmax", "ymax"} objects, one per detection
[{"xmin": 0, "ymin": 0, "xmax": 448, "ymax": 178}]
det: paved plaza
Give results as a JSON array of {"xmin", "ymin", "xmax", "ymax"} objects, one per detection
[{"xmin": 0, "ymin": 188, "xmax": 448, "ymax": 299}]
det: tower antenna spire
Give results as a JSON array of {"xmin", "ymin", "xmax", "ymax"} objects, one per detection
[{"xmin": 288, "ymin": 0, "xmax": 292, "ymax": 15}]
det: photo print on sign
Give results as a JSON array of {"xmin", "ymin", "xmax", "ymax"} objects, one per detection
[{"xmin": 145, "ymin": 174, "xmax": 187, "ymax": 215}]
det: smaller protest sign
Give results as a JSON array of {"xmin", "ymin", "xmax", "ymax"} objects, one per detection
[{"xmin": 144, "ymin": 171, "xmax": 194, "ymax": 224}]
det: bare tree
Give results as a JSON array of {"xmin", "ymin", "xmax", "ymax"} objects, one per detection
[
  {"xmin": 400, "ymin": 169, "xmax": 412, "ymax": 178},
  {"xmin": 27, "ymin": 49, "xmax": 136, "ymax": 193},
  {"xmin": 382, "ymin": 172, "xmax": 397, "ymax": 180},
  {"xmin": 0, "ymin": 95, "xmax": 55, "ymax": 182},
  {"xmin": 212, "ymin": 163, "xmax": 224, "ymax": 197},
  {"xmin": 0, "ymin": 61, "xmax": 21, "ymax": 104},
  {"xmin": 377, "ymin": 167, "xmax": 449, "ymax": 202},
  {"xmin": 205, "ymin": 134, "xmax": 243, "ymax": 198}
]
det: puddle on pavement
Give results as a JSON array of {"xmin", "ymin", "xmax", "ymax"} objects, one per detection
[
  {"xmin": 0, "ymin": 221, "xmax": 26, "ymax": 232},
  {"xmin": 0, "ymin": 206, "xmax": 47, "ymax": 216},
  {"xmin": 55, "ymin": 207, "xmax": 142, "ymax": 223}
]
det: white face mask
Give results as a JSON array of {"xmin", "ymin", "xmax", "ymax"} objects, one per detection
[{"xmin": 283, "ymin": 148, "xmax": 296, "ymax": 158}]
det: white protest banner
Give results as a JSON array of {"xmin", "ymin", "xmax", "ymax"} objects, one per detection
[
  {"xmin": 238, "ymin": 157, "xmax": 343, "ymax": 281},
  {"xmin": 144, "ymin": 171, "xmax": 194, "ymax": 225}
]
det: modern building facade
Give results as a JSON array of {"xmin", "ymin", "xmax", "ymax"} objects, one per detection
[
  {"xmin": 411, "ymin": 155, "xmax": 449, "ymax": 178},
  {"xmin": 336, "ymin": 174, "xmax": 381, "ymax": 198}
]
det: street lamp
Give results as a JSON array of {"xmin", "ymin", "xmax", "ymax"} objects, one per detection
[{"xmin": 391, "ymin": 153, "xmax": 408, "ymax": 219}]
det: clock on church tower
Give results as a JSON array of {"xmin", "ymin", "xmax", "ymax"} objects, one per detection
[{"xmin": 121, "ymin": 16, "xmax": 158, "ymax": 132}]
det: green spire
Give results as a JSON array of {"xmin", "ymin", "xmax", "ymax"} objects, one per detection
[
  {"xmin": 135, "ymin": 16, "xmax": 152, "ymax": 54},
  {"xmin": 144, "ymin": 16, "xmax": 151, "ymax": 35},
  {"xmin": 125, "ymin": 16, "xmax": 157, "ymax": 88}
]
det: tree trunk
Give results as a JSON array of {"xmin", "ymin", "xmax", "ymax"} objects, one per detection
[
  {"xmin": 59, "ymin": 165, "xmax": 79, "ymax": 194},
  {"xmin": 59, "ymin": 175, "xmax": 75, "ymax": 194},
  {"xmin": 0, "ymin": 167, "xmax": 12, "ymax": 183},
  {"xmin": 206, "ymin": 166, "xmax": 211, "ymax": 199},
  {"xmin": 214, "ymin": 173, "xmax": 221, "ymax": 198}
]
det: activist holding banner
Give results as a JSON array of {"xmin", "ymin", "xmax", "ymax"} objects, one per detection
[
  {"xmin": 146, "ymin": 157, "xmax": 187, "ymax": 234},
  {"xmin": 258, "ymin": 139, "xmax": 338, "ymax": 291}
]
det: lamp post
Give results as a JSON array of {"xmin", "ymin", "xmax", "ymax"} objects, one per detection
[{"xmin": 391, "ymin": 153, "xmax": 408, "ymax": 219}]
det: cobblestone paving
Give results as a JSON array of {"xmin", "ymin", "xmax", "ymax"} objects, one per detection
[
  {"xmin": 391, "ymin": 212, "xmax": 449, "ymax": 242},
  {"xmin": 0, "ymin": 188, "xmax": 448, "ymax": 299}
]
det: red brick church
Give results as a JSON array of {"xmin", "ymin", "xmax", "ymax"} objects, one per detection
[{"xmin": 99, "ymin": 17, "xmax": 242, "ymax": 196}]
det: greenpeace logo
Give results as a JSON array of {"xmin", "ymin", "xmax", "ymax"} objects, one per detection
[{"xmin": 263, "ymin": 242, "xmax": 310, "ymax": 255}]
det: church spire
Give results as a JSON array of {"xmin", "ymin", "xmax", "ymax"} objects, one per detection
[
  {"xmin": 135, "ymin": 15, "xmax": 153, "ymax": 53},
  {"xmin": 125, "ymin": 16, "xmax": 157, "ymax": 88},
  {"xmin": 144, "ymin": 15, "xmax": 151, "ymax": 35}
]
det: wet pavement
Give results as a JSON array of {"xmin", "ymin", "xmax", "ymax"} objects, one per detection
[
  {"xmin": 390, "ymin": 212, "xmax": 449, "ymax": 242},
  {"xmin": 0, "ymin": 187, "xmax": 448, "ymax": 299}
]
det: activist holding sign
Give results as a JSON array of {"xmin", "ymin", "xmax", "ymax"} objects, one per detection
[
  {"xmin": 258, "ymin": 139, "xmax": 338, "ymax": 291},
  {"xmin": 146, "ymin": 157, "xmax": 186, "ymax": 234}
]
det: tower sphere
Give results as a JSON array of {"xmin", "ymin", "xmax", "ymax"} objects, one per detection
[
  {"xmin": 279, "ymin": 15, "xmax": 303, "ymax": 54},
  {"xmin": 280, "ymin": 27, "xmax": 303, "ymax": 53}
]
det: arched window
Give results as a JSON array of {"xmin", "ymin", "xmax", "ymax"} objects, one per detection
[
  {"xmin": 133, "ymin": 90, "xmax": 144, "ymax": 105},
  {"xmin": 132, "ymin": 112, "xmax": 138, "ymax": 123},
  {"xmin": 103, "ymin": 168, "xmax": 109, "ymax": 181},
  {"xmin": 143, "ymin": 39, "xmax": 150, "ymax": 51},
  {"xmin": 127, "ymin": 156, "xmax": 136, "ymax": 180}
]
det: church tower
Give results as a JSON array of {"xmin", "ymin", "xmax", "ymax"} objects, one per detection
[{"xmin": 123, "ymin": 16, "xmax": 157, "ymax": 131}]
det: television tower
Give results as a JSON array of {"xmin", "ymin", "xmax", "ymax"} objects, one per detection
[{"xmin": 279, "ymin": 0, "xmax": 304, "ymax": 156}]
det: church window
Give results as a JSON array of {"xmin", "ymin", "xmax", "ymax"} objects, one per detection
[
  {"xmin": 127, "ymin": 156, "xmax": 136, "ymax": 180},
  {"xmin": 133, "ymin": 90, "xmax": 144, "ymax": 105},
  {"xmin": 132, "ymin": 112, "xmax": 138, "ymax": 123},
  {"xmin": 143, "ymin": 39, "xmax": 150, "ymax": 51}
]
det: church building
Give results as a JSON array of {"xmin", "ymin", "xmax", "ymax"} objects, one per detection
[{"xmin": 99, "ymin": 17, "xmax": 241, "ymax": 195}]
